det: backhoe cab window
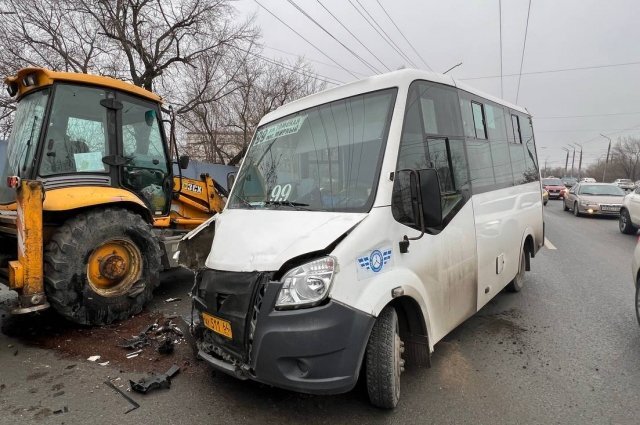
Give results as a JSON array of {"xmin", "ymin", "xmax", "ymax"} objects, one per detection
[
  {"xmin": 40, "ymin": 85, "xmax": 109, "ymax": 176},
  {"xmin": 0, "ymin": 89, "xmax": 49, "ymax": 203}
]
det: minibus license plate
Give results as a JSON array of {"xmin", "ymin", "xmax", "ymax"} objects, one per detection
[{"xmin": 202, "ymin": 313, "xmax": 232, "ymax": 339}]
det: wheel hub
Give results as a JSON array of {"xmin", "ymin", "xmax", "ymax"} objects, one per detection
[
  {"xmin": 87, "ymin": 239, "xmax": 142, "ymax": 297},
  {"xmin": 99, "ymin": 253, "xmax": 128, "ymax": 280}
]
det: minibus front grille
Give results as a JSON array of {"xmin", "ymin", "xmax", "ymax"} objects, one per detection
[{"xmin": 195, "ymin": 270, "xmax": 273, "ymax": 364}]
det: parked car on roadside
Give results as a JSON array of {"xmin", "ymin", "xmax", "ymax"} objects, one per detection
[
  {"xmin": 619, "ymin": 186, "xmax": 640, "ymax": 234},
  {"xmin": 563, "ymin": 182, "xmax": 625, "ymax": 217},
  {"xmin": 561, "ymin": 176, "xmax": 578, "ymax": 188},
  {"xmin": 580, "ymin": 177, "xmax": 596, "ymax": 183},
  {"xmin": 541, "ymin": 177, "xmax": 567, "ymax": 199},
  {"xmin": 614, "ymin": 178, "xmax": 635, "ymax": 191}
]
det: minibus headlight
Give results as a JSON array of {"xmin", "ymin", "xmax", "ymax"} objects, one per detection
[{"xmin": 276, "ymin": 256, "xmax": 336, "ymax": 309}]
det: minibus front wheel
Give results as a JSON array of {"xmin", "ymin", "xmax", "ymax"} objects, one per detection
[{"xmin": 365, "ymin": 305, "xmax": 403, "ymax": 409}]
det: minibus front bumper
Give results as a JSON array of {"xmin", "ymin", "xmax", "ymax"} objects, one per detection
[{"xmin": 192, "ymin": 269, "xmax": 375, "ymax": 395}]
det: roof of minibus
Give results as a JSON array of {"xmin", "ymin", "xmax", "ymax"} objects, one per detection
[{"xmin": 260, "ymin": 68, "xmax": 529, "ymax": 126}]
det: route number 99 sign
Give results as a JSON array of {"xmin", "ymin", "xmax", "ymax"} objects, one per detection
[{"xmin": 270, "ymin": 184, "xmax": 292, "ymax": 202}]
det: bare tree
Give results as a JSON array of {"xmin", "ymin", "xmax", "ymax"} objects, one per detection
[
  {"xmin": 180, "ymin": 53, "xmax": 325, "ymax": 165},
  {"xmin": 0, "ymin": 0, "xmax": 327, "ymax": 157}
]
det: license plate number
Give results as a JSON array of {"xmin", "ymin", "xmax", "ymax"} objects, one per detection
[
  {"xmin": 202, "ymin": 313, "xmax": 233, "ymax": 339},
  {"xmin": 602, "ymin": 206, "xmax": 618, "ymax": 211}
]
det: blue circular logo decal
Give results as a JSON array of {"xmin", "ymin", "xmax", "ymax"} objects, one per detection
[{"xmin": 369, "ymin": 250, "xmax": 384, "ymax": 273}]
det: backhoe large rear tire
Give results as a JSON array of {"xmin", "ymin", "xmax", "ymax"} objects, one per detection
[{"xmin": 44, "ymin": 208, "xmax": 161, "ymax": 325}]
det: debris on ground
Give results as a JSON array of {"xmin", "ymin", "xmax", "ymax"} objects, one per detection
[
  {"xmin": 157, "ymin": 337, "xmax": 174, "ymax": 355},
  {"xmin": 104, "ymin": 380, "xmax": 140, "ymax": 414},
  {"xmin": 130, "ymin": 364, "xmax": 180, "ymax": 394},
  {"xmin": 164, "ymin": 297, "xmax": 181, "ymax": 303},
  {"xmin": 53, "ymin": 406, "xmax": 69, "ymax": 415},
  {"xmin": 87, "ymin": 355, "xmax": 101, "ymax": 362},
  {"xmin": 99, "ymin": 361, "xmax": 110, "ymax": 366},
  {"xmin": 2, "ymin": 310, "xmax": 198, "ymax": 374},
  {"xmin": 118, "ymin": 318, "xmax": 185, "ymax": 359}
]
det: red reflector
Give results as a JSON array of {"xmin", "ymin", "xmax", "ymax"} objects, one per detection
[{"xmin": 6, "ymin": 176, "xmax": 20, "ymax": 189}]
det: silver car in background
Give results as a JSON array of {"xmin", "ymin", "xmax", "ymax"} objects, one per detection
[
  {"xmin": 614, "ymin": 178, "xmax": 636, "ymax": 191},
  {"xmin": 563, "ymin": 183, "xmax": 626, "ymax": 217}
]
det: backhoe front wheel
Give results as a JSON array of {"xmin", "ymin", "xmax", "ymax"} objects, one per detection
[{"xmin": 44, "ymin": 208, "xmax": 161, "ymax": 325}]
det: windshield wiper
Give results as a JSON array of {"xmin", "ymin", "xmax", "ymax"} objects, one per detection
[
  {"xmin": 230, "ymin": 191, "xmax": 254, "ymax": 209},
  {"xmin": 263, "ymin": 200, "xmax": 311, "ymax": 210}
]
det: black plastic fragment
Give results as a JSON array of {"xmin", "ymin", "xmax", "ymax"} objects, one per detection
[{"xmin": 130, "ymin": 364, "xmax": 180, "ymax": 394}]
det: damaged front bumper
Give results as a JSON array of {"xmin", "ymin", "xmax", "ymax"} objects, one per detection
[{"xmin": 192, "ymin": 269, "xmax": 375, "ymax": 395}]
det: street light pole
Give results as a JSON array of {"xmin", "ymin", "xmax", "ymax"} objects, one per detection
[
  {"xmin": 601, "ymin": 133, "xmax": 612, "ymax": 182},
  {"xmin": 562, "ymin": 147, "xmax": 569, "ymax": 177}
]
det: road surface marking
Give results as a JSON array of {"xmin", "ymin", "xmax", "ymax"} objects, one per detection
[{"xmin": 544, "ymin": 238, "xmax": 557, "ymax": 250}]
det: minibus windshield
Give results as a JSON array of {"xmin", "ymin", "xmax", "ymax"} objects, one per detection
[{"xmin": 229, "ymin": 88, "xmax": 397, "ymax": 212}]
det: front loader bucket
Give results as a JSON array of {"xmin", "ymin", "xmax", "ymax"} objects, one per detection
[{"xmin": 9, "ymin": 179, "xmax": 49, "ymax": 314}]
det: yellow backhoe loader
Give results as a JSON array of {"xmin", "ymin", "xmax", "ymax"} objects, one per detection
[{"xmin": 0, "ymin": 68, "xmax": 225, "ymax": 325}]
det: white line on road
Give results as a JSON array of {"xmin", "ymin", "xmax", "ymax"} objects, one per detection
[{"xmin": 544, "ymin": 237, "xmax": 557, "ymax": 250}]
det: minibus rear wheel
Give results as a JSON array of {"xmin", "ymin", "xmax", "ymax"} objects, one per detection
[
  {"xmin": 365, "ymin": 306, "xmax": 403, "ymax": 409},
  {"xmin": 507, "ymin": 248, "xmax": 527, "ymax": 292}
]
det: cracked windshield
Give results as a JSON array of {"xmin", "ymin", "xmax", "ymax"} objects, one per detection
[{"xmin": 229, "ymin": 88, "xmax": 396, "ymax": 212}]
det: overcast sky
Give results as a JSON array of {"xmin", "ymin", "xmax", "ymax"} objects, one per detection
[{"xmin": 234, "ymin": 0, "xmax": 640, "ymax": 170}]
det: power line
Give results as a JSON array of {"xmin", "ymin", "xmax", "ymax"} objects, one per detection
[
  {"xmin": 498, "ymin": 0, "xmax": 503, "ymax": 98},
  {"xmin": 354, "ymin": 0, "xmax": 417, "ymax": 67},
  {"xmin": 536, "ymin": 111, "xmax": 640, "ymax": 119},
  {"xmin": 315, "ymin": 0, "xmax": 391, "ymax": 72},
  {"xmin": 347, "ymin": 0, "xmax": 417, "ymax": 68},
  {"xmin": 537, "ymin": 127, "xmax": 640, "ymax": 133},
  {"xmin": 253, "ymin": 0, "xmax": 359, "ymax": 79},
  {"xmin": 375, "ymin": 0, "xmax": 433, "ymax": 71},
  {"xmin": 261, "ymin": 44, "xmax": 368, "ymax": 76},
  {"xmin": 233, "ymin": 45, "xmax": 345, "ymax": 85},
  {"xmin": 285, "ymin": 0, "xmax": 382, "ymax": 74},
  {"xmin": 459, "ymin": 60, "xmax": 640, "ymax": 80},
  {"xmin": 515, "ymin": 0, "xmax": 532, "ymax": 103}
]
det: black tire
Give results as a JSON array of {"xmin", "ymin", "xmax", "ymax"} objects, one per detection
[
  {"xmin": 507, "ymin": 247, "xmax": 527, "ymax": 292},
  {"xmin": 636, "ymin": 279, "xmax": 640, "ymax": 327},
  {"xmin": 366, "ymin": 306, "xmax": 403, "ymax": 409},
  {"xmin": 573, "ymin": 202, "xmax": 581, "ymax": 217},
  {"xmin": 619, "ymin": 209, "xmax": 637, "ymax": 235},
  {"xmin": 44, "ymin": 208, "xmax": 161, "ymax": 325}
]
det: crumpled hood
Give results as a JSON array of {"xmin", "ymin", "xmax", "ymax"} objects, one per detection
[{"xmin": 205, "ymin": 209, "xmax": 367, "ymax": 272}]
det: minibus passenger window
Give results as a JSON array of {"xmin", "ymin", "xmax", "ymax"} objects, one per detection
[{"xmin": 471, "ymin": 102, "xmax": 487, "ymax": 139}]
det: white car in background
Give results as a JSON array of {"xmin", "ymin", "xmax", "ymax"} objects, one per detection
[
  {"xmin": 580, "ymin": 177, "xmax": 596, "ymax": 183},
  {"xmin": 619, "ymin": 186, "xmax": 640, "ymax": 234},
  {"xmin": 614, "ymin": 178, "xmax": 636, "ymax": 191}
]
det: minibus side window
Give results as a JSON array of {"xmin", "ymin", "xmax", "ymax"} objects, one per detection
[
  {"xmin": 396, "ymin": 81, "xmax": 469, "ymax": 228},
  {"xmin": 519, "ymin": 115, "xmax": 539, "ymax": 182}
]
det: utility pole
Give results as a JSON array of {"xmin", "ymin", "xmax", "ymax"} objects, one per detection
[
  {"xmin": 576, "ymin": 143, "xmax": 583, "ymax": 180},
  {"xmin": 562, "ymin": 147, "xmax": 570, "ymax": 177},
  {"xmin": 601, "ymin": 133, "xmax": 612, "ymax": 182},
  {"xmin": 569, "ymin": 144, "xmax": 576, "ymax": 178},
  {"xmin": 544, "ymin": 158, "xmax": 548, "ymax": 177}
]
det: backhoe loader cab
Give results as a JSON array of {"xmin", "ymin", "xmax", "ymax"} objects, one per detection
[{"xmin": 0, "ymin": 68, "xmax": 225, "ymax": 325}]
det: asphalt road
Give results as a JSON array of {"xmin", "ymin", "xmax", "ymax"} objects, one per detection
[{"xmin": 1, "ymin": 200, "xmax": 640, "ymax": 424}]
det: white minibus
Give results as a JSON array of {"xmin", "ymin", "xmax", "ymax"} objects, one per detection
[{"xmin": 189, "ymin": 69, "xmax": 544, "ymax": 408}]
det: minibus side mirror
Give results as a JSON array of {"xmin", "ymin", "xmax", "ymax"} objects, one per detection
[
  {"xmin": 227, "ymin": 173, "xmax": 236, "ymax": 191},
  {"xmin": 179, "ymin": 155, "xmax": 190, "ymax": 170},
  {"xmin": 392, "ymin": 168, "xmax": 442, "ymax": 253},
  {"xmin": 417, "ymin": 168, "xmax": 443, "ymax": 228}
]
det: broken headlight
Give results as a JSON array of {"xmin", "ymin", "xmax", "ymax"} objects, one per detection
[{"xmin": 275, "ymin": 256, "xmax": 336, "ymax": 310}]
